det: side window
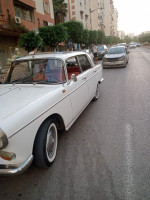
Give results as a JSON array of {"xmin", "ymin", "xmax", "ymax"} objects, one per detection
[
  {"xmin": 66, "ymin": 57, "xmax": 81, "ymax": 80},
  {"xmin": 78, "ymin": 55, "xmax": 92, "ymax": 72}
]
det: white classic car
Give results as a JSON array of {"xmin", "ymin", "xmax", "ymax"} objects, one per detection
[{"xmin": 0, "ymin": 51, "xmax": 103, "ymax": 175}]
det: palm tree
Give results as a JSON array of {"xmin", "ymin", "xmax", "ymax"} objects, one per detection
[{"xmin": 53, "ymin": 0, "xmax": 68, "ymax": 25}]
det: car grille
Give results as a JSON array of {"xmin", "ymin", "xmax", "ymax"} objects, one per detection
[{"xmin": 107, "ymin": 58, "xmax": 119, "ymax": 62}]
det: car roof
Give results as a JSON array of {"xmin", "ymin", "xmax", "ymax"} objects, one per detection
[
  {"xmin": 109, "ymin": 46, "xmax": 126, "ymax": 49},
  {"xmin": 14, "ymin": 51, "xmax": 87, "ymax": 62}
]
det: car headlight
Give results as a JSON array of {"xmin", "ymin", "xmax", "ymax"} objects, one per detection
[
  {"xmin": 118, "ymin": 56, "xmax": 125, "ymax": 61},
  {"xmin": 0, "ymin": 128, "xmax": 8, "ymax": 150}
]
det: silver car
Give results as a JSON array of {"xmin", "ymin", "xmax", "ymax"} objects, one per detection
[{"xmin": 102, "ymin": 46, "xmax": 129, "ymax": 68}]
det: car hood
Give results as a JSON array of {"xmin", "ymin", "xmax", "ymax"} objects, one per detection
[
  {"xmin": 105, "ymin": 53, "xmax": 125, "ymax": 59},
  {"xmin": 0, "ymin": 84, "xmax": 60, "ymax": 121}
]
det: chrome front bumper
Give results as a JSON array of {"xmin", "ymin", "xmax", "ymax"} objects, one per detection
[
  {"xmin": 0, "ymin": 155, "xmax": 33, "ymax": 175},
  {"xmin": 102, "ymin": 60, "xmax": 126, "ymax": 67}
]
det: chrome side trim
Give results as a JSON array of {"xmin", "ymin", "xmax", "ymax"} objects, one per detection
[
  {"xmin": 100, "ymin": 77, "xmax": 104, "ymax": 83},
  {"xmin": 0, "ymin": 155, "xmax": 33, "ymax": 175}
]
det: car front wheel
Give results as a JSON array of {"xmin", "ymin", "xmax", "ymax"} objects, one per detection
[{"xmin": 34, "ymin": 119, "xmax": 58, "ymax": 168}]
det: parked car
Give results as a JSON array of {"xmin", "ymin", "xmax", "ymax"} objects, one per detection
[
  {"xmin": 0, "ymin": 51, "xmax": 103, "ymax": 175},
  {"xmin": 102, "ymin": 46, "xmax": 129, "ymax": 68},
  {"xmin": 80, "ymin": 49, "xmax": 94, "ymax": 61},
  {"xmin": 98, "ymin": 45, "xmax": 108, "ymax": 60},
  {"xmin": 117, "ymin": 43, "xmax": 128, "ymax": 50},
  {"xmin": 135, "ymin": 43, "xmax": 140, "ymax": 47},
  {"xmin": 129, "ymin": 43, "xmax": 136, "ymax": 48}
]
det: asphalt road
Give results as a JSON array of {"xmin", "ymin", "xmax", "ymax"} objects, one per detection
[{"xmin": 1, "ymin": 47, "xmax": 150, "ymax": 200}]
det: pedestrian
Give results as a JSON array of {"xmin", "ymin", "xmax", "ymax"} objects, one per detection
[{"xmin": 93, "ymin": 43, "xmax": 98, "ymax": 63}]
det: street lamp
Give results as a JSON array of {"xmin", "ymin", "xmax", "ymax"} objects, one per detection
[{"xmin": 89, "ymin": 7, "xmax": 104, "ymax": 30}]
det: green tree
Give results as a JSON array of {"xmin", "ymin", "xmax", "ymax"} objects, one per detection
[
  {"xmin": 64, "ymin": 20, "xmax": 84, "ymax": 44},
  {"xmin": 81, "ymin": 29, "xmax": 89, "ymax": 45},
  {"xmin": 139, "ymin": 33, "xmax": 150, "ymax": 43},
  {"xmin": 123, "ymin": 35, "xmax": 132, "ymax": 44},
  {"xmin": 89, "ymin": 30, "xmax": 98, "ymax": 44},
  {"xmin": 104, "ymin": 36, "xmax": 120, "ymax": 45},
  {"xmin": 53, "ymin": 0, "xmax": 68, "ymax": 24},
  {"xmin": 19, "ymin": 31, "xmax": 43, "ymax": 52},
  {"xmin": 97, "ymin": 30, "xmax": 105, "ymax": 44},
  {"xmin": 39, "ymin": 23, "xmax": 68, "ymax": 49}
]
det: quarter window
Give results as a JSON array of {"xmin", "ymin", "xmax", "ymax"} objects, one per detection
[{"xmin": 78, "ymin": 55, "xmax": 92, "ymax": 72}]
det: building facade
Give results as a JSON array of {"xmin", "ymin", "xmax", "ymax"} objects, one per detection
[
  {"xmin": 65, "ymin": 0, "xmax": 91, "ymax": 30},
  {"xmin": 0, "ymin": 0, "xmax": 54, "ymax": 65},
  {"xmin": 113, "ymin": 8, "xmax": 118, "ymax": 36},
  {"xmin": 118, "ymin": 31, "xmax": 125, "ymax": 40},
  {"xmin": 65, "ymin": 0, "xmax": 118, "ymax": 36}
]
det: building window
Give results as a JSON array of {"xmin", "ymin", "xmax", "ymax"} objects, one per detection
[
  {"xmin": 43, "ymin": 2, "xmax": 50, "ymax": 14},
  {"xmin": 80, "ymin": 11, "xmax": 84, "ymax": 20},
  {"xmin": 37, "ymin": 18, "xmax": 40, "ymax": 27},
  {"xmin": 85, "ymin": 15, "xmax": 88, "ymax": 22},
  {"xmin": 84, "ymin": 0, "xmax": 86, "ymax": 8},
  {"xmin": 14, "ymin": 0, "xmax": 34, "ymax": 22},
  {"xmin": 43, "ymin": 21, "xmax": 48, "ymax": 26}
]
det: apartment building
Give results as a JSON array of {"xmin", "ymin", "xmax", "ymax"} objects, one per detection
[
  {"xmin": 89, "ymin": 0, "xmax": 99, "ymax": 30},
  {"xmin": 0, "ymin": 0, "xmax": 54, "ymax": 65},
  {"xmin": 118, "ymin": 31, "xmax": 125, "ymax": 40},
  {"xmin": 65, "ymin": 0, "xmax": 91, "ymax": 29},
  {"xmin": 64, "ymin": 0, "xmax": 118, "ymax": 36},
  {"xmin": 113, "ymin": 8, "xmax": 118, "ymax": 36}
]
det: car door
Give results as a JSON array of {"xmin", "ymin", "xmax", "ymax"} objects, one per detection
[
  {"xmin": 77, "ymin": 54, "xmax": 100, "ymax": 101},
  {"xmin": 65, "ymin": 56, "xmax": 89, "ymax": 119}
]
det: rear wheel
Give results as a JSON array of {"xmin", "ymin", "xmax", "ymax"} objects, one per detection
[
  {"xmin": 93, "ymin": 83, "xmax": 100, "ymax": 101},
  {"xmin": 33, "ymin": 119, "xmax": 58, "ymax": 168}
]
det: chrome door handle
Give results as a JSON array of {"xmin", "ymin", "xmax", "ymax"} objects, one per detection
[
  {"xmin": 82, "ymin": 77, "xmax": 86, "ymax": 80},
  {"xmin": 93, "ymin": 70, "xmax": 97, "ymax": 73}
]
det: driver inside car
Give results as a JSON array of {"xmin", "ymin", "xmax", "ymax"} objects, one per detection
[{"xmin": 33, "ymin": 63, "xmax": 46, "ymax": 81}]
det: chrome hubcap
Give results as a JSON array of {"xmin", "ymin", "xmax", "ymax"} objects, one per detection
[{"xmin": 46, "ymin": 124, "xmax": 57, "ymax": 161}]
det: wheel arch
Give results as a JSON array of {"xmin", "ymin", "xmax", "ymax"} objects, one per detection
[{"xmin": 32, "ymin": 113, "xmax": 65, "ymax": 155}]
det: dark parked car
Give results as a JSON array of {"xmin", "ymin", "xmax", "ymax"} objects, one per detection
[{"xmin": 98, "ymin": 45, "xmax": 108, "ymax": 60}]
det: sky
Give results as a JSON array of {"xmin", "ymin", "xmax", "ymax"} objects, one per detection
[{"xmin": 113, "ymin": 0, "xmax": 150, "ymax": 35}]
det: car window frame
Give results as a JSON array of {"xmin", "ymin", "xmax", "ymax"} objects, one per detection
[
  {"xmin": 4, "ymin": 57, "xmax": 67, "ymax": 84},
  {"xmin": 65, "ymin": 56, "xmax": 82, "ymax": 81},
  {"xmin": 77, "ymin": 54, "xmax": 93, "ymax": 73}
]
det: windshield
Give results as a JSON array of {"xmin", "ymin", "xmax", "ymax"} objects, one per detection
[
  {"xmin": 107, "ymin": 47, "xmax": 125, "ymax": 54},
  {"xmin": 98, "ymin": 46, "xmax": 104, "ymax": 51},
  {"xmin": 4, "ymin": 59, "xmax": 65, "ymax": 84}
]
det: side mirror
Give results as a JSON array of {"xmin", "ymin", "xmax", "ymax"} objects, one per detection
[
  {"xmin": 67, "ymin": 74, "xmax": 77, "ymax": 85},
  {"xmin": 70, "ymin": 74, "xmax": 77, "ymax": 82},
  {"xmin": 127, "ymin": 51, "xmax": 130, "ymax": 54}
]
